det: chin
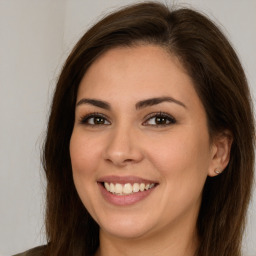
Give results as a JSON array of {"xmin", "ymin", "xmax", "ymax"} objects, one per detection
[
  {"xmin": 95, "ymin": 211, "xmax": 160, "ymax": 240},
  {"xmin": 101, "ymin": 223, "xmax": 154, "ymax": 240}
]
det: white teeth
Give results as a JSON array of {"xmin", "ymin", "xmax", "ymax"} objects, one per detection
[
  {"xmin": 139, "ymin": 183, "xmax": 145, "ymax": 191},
  {"xmin": 149, "ymin": 184, "xmax": 154, "ymax": 189},
  {"xmin": 133, "ymin": 183, "xmax": 140, "ymax": 193},
  {"xmin": 109, "ymin": 183, "xmax": 115, "ymax": 193},
  {"xmin": 105, "ymin": 182, "xmax": 110, "ymax": 191},
  {"xmin": 115, "ymin": 183, "xmax": 123, "ymax": 194},
  {"xmin": 123, "ymin": 183, "xmax": 133, "ymax": 194},
  {"xmin": 103, "ymin": 182, "xmax": 156, "ymax": 195}
]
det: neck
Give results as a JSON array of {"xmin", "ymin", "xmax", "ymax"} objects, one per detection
[{"xmin": 95, "ymin": 219, "xmax": 199, "ymax": 256}]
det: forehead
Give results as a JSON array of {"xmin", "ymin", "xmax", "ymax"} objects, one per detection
[{"xmin": 77, "ymin": 45, "xmax": 199, "ymax": 109}]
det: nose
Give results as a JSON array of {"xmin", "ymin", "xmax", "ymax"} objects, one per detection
[{"xmin": 103, "ymin": 126, "xmax": 144, "ymax": 167}]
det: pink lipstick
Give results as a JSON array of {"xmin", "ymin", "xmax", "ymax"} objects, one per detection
[{"xmin": 97, "ymin": 176, "xmax": 158, "ymax": 206}]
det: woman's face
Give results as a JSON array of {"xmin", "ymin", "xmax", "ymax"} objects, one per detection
[{"xmin": 70, "ymin": 45, "xmax": 216, "ymax": 240}]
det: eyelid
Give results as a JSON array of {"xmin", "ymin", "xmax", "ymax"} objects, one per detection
[
  {"xmin": 142, "ymin": 112, "xmax": 176, "ymax": 126},
  {"xmin": 79, "ymin": 112, "xmax": 111, "ymax": 125},
  {"xmin": 78, "ymin": 111, "xmax": 176, "ymax": 127}
]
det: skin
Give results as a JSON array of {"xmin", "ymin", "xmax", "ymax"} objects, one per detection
[{"xmin": 70, "ymin": 45, "xmax": 231, "ymax": 256}]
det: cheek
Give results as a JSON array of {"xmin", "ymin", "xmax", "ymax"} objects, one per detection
[
  {"xmin": 69, "ymin": 131, "xmax": 102, "ymax": 177},
  {"xmin": 147, "ymin": 128, "xmax": 211, "ymax": 192},
  {"xmin": 152, "ymin": 132, "xmax": 209, "ymax": 165},
  {"xmin": 69, "ymin": 131, "xmax": 102, "ymax": 215},
  {"xmin": 154, "ymin": 132, "xmax": 210, "ymax": 218}
]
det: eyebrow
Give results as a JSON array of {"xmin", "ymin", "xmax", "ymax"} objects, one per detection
[
  {"xmin": 76, "ymin": 96, "xmax": 186, "ymax": 110},
  {"xmin": 135, "ymin": 97, "xmax": 187, "ymax": 110},
  {"xmin": 76, "ymin": 98, "xmax": 110, "ymax": 110}
]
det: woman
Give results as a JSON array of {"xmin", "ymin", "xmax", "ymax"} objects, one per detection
[{"xmin": 14, "ymin": 2, "xmax": 255, "ymax": 256}]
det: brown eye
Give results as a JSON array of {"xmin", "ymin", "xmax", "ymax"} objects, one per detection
[
  {"xmin": 155, "ymin": 116, "xmax": 170, "ymax": 125},
  {"xmin": 80, "ymin": 113, "xmax": 111, "ymax": 126},
  {"xmin": 93, "ymin": 117, "xmax": 106, "ymax": 124},
  {"xmin": 143, "ymin": 112, "xmax": 176, "ymax": 127}
]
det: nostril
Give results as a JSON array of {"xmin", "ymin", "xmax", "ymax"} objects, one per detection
[
  {"xmin": 105, "ymin": 158, "xmax": 134, "ymax": 166},
  {"xmin": 124, "ymin": 159, "xmax": 133, "ymax": 162}
]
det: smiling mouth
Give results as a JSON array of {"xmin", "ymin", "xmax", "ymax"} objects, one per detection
[{"xmin": 102, "ymin": 182, "xmax": 157, "ymax": 195}]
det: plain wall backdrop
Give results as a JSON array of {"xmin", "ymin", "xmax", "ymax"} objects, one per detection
[{"xmin": 0, "ymin": 0, "xmax": 255, "ymax": 255}]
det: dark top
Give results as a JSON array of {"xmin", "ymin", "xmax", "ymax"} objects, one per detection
[{"xmin": 13, "ymin": 245, "xmax": 46, "ymax": 256}]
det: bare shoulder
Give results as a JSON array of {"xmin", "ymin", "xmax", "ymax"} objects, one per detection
[{"xmin": 12, "ymin": 245, "xmax": 47, "ymax": 256}]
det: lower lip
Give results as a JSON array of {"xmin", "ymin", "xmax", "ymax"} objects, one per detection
[{"xmin": 98, "ymin": 183, "xmax": 157, "ymax": 206}]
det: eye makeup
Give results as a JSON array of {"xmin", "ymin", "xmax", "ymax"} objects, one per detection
[
  {"xmin": 143, "ymin": 111, "xmax": 176, "ymax": 127},
  {"xmin": 78, "ymin": 110, "xmax": 176, "ymax": 128}
]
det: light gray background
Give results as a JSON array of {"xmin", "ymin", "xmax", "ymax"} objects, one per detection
[{"xmin": 0, "ymin": 0, "xmax": 255, "ymax": 255}]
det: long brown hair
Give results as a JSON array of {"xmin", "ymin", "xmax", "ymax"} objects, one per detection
[{"xmin": 42, "ymin": 2, "xmax": 255, "ymax": 256}]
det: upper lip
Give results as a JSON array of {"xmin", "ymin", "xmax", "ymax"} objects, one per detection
[{"xmin": 97, "ymin": 175, "xmax": 158, "ymax": 185}]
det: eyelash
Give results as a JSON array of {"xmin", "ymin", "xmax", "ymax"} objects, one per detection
[
  {"xmin": 143, "ymin": 112, "xmax": 176, "ymax": 127},
  {"xmin": 79, "ymin": 112, "xmax": 110, "ymax": 126},
  {"xmin": 79, "ymin": 112, "xmax": 176, "ymax": 127}
]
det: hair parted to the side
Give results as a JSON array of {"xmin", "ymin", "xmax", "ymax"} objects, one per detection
[{"xmin": 42, "ymin": 2, "xmax": 255, "ymax": 256}]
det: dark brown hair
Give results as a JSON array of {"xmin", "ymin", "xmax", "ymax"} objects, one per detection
[{"xmin": 43, "ymin": 2, "xmax": 255, "ymax": 256}]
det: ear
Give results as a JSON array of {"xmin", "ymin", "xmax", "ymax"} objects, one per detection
[{"xmin": 208, "ymin": 130, "xmax": 233, "ymax": 177}]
